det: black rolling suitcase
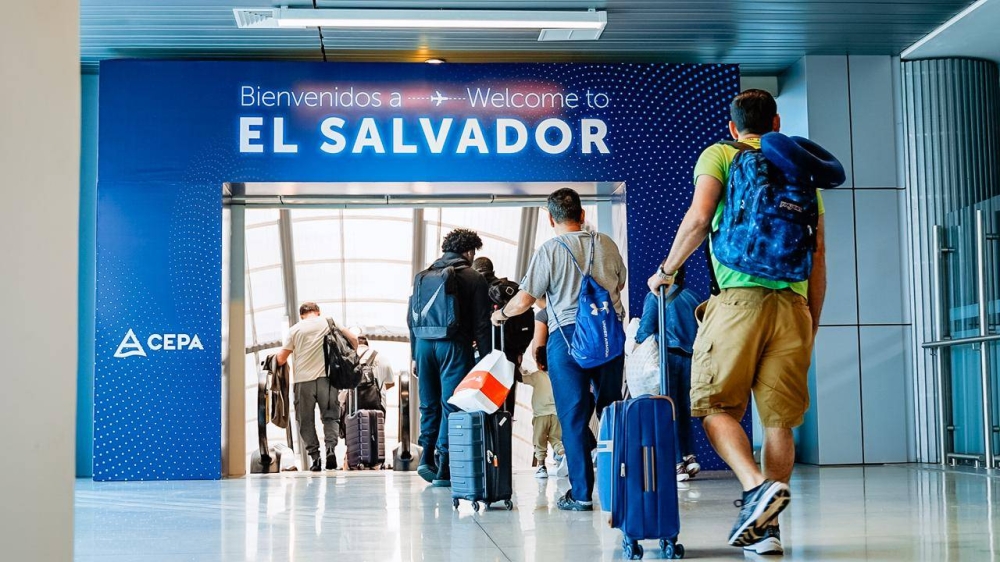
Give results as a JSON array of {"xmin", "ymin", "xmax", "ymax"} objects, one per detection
[
  {"xmin": 449, "ymin": 410, "xmax": 514, "ymax": 512},
  {"xmin": 345, "ymin": 387, "xmax": 386, "ymax": 470}
]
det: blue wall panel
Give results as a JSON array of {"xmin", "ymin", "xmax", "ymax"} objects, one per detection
[{"xmin": 95, "ymin": 61, "xmax": 738, "ymax": 480}]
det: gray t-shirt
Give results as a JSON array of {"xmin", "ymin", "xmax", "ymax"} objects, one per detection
[
  {"xmin": 521, "ymin": 231, "xmax": 627, "ymax": 332},
  {"xmin": 282, "ymin": 316, "xmax": 336, "ymax": 384}
]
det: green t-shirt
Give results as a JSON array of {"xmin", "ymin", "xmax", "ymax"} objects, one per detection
[{"xmin": 693, "ymin": 138, "xmax": 825, "ymax": 298}]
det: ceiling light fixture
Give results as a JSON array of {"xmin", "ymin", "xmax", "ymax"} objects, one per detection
[
  {"xmin": 234, "ymin": 7, "xmax": 607, "ymax": 41},
  {"xmin": 425, "ymin": 58, "xmax": 446, "ymax": 65}
]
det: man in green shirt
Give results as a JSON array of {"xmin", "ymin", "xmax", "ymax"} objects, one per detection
[{"xmin": 648, "ymin": 89, "xmax": 827, "ymax": 555}]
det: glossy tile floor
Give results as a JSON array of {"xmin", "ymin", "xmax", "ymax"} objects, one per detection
[{"xmin": 75, "ymin": 464, "xmax": 999, "ymax": 561}]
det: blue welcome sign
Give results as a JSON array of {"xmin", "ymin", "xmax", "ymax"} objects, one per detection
[{"xmin": 95, "ymin": 61, "xmax": 739, "ymax": 480}]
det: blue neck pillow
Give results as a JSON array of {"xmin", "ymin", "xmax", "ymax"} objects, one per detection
[{"xmin": 760, "ymin": 132, "xmax": 846, "ymax": 189}]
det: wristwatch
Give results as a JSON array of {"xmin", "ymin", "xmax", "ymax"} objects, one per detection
[{"xmin": 658, "ymin": 264, "xmax": 676, "ymax": 282}]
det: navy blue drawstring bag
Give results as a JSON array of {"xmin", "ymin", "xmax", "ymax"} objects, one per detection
[{"xmin": 551, "ymin": 233, "xmax": 626, "ymax": 369}]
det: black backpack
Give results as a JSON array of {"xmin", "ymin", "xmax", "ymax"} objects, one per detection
[
  {"xmin": 355, "ymin": 349, "xmax": 384, "ymax": 412},
  {"xmin": 488, "ymin": 277, "xmax": 534, "ymax": 361},
  {"xmin": 324, "ymin": 319, "xmax": 362, "ymax": 389},
  {"xmin": 409, "ymin": 261, "xmax": 467, "ymax": 340}
]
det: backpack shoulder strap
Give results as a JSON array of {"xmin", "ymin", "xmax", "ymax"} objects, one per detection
[
  {"xmin": 553, "ymin": 235, "xmax": 585, "ymax": 276},
  {"xmin": 718, "ymin": 140, "xmax": 757, "ymax": 152},
  {"xmin": 586, "ymin": 232, "xmax": 597, "ymax": 276},
  {"xmin": 326, "ymin": 318, "xmax": 337, "ymax": 334}
]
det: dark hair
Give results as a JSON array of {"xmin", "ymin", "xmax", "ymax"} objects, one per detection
[
  {"xmin": 674, "ymin": 264, "xmax": 686, "ymax": 288},
  {"xmin": 472, "ymin": 256, "xmax": 494, "ymax": 276},
  {"xmin": 547, "ymin": 188, "xmax": 584, "ymax": 224},
  {"xmin": 731, "ymin": 89, "xmax": 777, "ymax": 135},
  {"xmin": 299, "ymin": 302, "xmax": 321, "ymax": 316},
  {"xmin": 442, "ymin": 228, "xmax": 483, "ymax": 254}
]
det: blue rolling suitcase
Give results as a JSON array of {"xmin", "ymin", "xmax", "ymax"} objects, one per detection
[
  {"xmin": 597, "ymin": 286, "xmax": 684, "ymax": 560},
  {"xmin": 448, "ymin": 410, "xmax": 514, "ymax": 512}
]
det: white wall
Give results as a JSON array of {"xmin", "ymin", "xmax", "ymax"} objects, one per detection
[
  {"xmin": 0, "ymin": 3, "xmax": 79, "ymax": 559},
  {"xmin": 779, "ymin": 56, "xmax": 912, "ymax": 465}
]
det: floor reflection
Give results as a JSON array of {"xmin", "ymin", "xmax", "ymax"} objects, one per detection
[{"xmin": 75, "ymin": 465, "xmax": 1000, "ymax": 561}]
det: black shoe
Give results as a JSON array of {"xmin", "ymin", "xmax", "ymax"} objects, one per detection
[
  {"xmin": 556, "ymin": 491, "xmax": 593, "ymax": 511},
  {"xmin": 431, "ymin": 452, "xmax": 451, "ymax": 487},
  {"xmin": 309, "ymin": 456, "xmax": 322, "ymax": 472},
  {"xmin": 417, "ymin": 447, "xmax": 438, "ymax": 483},
  {"xmin": 326, "ymin": 454, "xmax": 338, "ymax": 471},
  {"xmin": 728, "ymin": 480, "xmax": 790, "ymax": 547}
]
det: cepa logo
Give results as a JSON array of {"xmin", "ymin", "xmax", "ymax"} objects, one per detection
[{"xmin": 114, "ymin": 329, "xmax": 204, "ymax": 358}]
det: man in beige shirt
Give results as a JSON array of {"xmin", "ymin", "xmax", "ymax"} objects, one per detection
[{"xmin": 276, "ymin": 302, "xmax": 358, "ymax": 472}]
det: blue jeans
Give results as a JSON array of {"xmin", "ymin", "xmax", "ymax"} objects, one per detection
[
  {"xmin": 415, "ymin": 338, "xmax": 475, "ymax": 455},
  {"xmin": 548, "ymin": 324, "xmax": 624, "ymax": 502},
  {"xmin": 667, "ymin": 351, "xmax": 694, "ymax": 464}
]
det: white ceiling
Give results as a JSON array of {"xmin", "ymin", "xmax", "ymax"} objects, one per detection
[{"xmin": 902, "ymin": 0, "xmax": 1000, "ymax": 63}]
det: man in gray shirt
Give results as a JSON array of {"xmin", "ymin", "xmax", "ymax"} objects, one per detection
[{"xmin": 491, "ymin": 188, "xmax": 627, "ymax": 511}]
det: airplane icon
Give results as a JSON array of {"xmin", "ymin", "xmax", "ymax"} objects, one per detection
[{"xmin": 430, "ymin": 90, "xmax": 452, "ymax": 106}]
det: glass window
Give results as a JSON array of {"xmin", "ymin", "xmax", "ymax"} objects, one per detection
[
  {"xmin": 247, "ymin": 308, "xmax": 288, "ymax": 345},
  {"xmin": 245, "ymin": 225, "xmax": 281, "ymax": 271},
  {"xmin": 247, "ymin": 268, "xmax": 285, "ymax": 311},
  {"xmin": 345, "ymin": 302, "xmax": 410, "ymax": 329},
  {"xmin": 342, "ymin": 217, "xmax": 412, "ymax": 261},
  {"xmin": 245, "ymin": 209, "xmax": 279, "ymax": 227},
  {"xmin": 291, "ymin": 217, "xmax": 343, "ymax": 262},
  {"xmin": 295, "ymin": 262, "xmax": 344, "ymax": 303},
  {"xmin": 343, "ymin": 262, "xmax": 412, "ymax": 302}
]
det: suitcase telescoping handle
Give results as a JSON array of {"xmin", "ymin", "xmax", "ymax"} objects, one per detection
[
  {"xmin": 494, "ymin": 305, "xmax": 505, "ymax": 352},
  {"xmin": 656, "ymin": 285, "xmax": 681, "ymax": 397}
]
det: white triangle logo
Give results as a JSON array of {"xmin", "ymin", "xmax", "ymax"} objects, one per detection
[{"xmin": 114, "ymin": 329, "xmax": 147, "ymax": 358}]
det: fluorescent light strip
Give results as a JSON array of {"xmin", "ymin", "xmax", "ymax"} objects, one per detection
[{"xmin": 272, "ymin": 8, "xmax": 606, "ymax": 30}]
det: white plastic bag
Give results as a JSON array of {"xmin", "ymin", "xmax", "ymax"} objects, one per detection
[
  {"xmin": 625, "ymin": 336, "xmax": 661, "ymax": 397},
  {"xmin": 447, "ymin": 350, "xmax": 515, "ymax": 413},
  {"xmin": 624, "ymin": 317, "xmax": 641, "ymax": 357}
]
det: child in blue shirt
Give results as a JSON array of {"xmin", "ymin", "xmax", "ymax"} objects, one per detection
[{"xmin": 635, "ymin": 265, "xmax": 703, "ymax": 482}]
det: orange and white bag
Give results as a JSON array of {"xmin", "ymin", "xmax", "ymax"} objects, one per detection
[{"xmin": 447, "ymin": 349, "xmax": 515, "ymax": 414}]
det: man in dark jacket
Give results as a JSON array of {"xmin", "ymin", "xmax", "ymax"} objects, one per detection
[
  {"xmin": 473, "ymin": 256, "xmax": 534, "ymax": 413},
  {"xmin": 408, "ymin": 228, "xmax": 493, "ymax": 487}
]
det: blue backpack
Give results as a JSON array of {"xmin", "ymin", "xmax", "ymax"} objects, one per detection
[
  {"xmin": 551, "ymin": 233, "xmax": 626, "ymax": 369},
  {"xmin": 711, "ymin": 141, "xmax": 820, "ymax": 283}
]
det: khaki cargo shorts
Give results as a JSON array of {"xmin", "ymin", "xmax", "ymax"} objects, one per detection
[{"xmin": 690, "ymin": 287, "xmax": 814, "ymax": 428}]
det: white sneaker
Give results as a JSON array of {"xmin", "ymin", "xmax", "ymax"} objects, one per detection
[
  {"xmin": 683, "ymin": 454, "xmax": 701, "ymax": 479},
  {"xmin": 535, "ymin": 465, "xmax": 549, "ymax": 479},
  {"xmin": 743, "ymin": 523, "xmax": 783, "ymax": 555},
  {"xmin": 675, "ymin": 463, "xmax": 690, "ymax": 482},
  {"xmin": 554, "ymin": 454, "xmax": 569, "ymax": 477}
]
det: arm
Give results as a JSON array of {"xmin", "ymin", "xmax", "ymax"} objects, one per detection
[
  {"xmin": 807, "ymin": 216, "xmax": 827, "ymax": 337},
  {"xmin": 647, "ymin": 174, "xmax": 724, "ymax": 291},
  {"xmin": 275, "ymin": 348, "xmax": 291, "ymax": 366},
  {"xmin": 276, "ymin": 329, "xmax": 294, "ymax": 366},
  {"xmin": 491, "ymin": 290, "xmax": 538, "ymax": 325},
  {"xmin": 531, "ymin": 319, "xmax": 548, "ymax": 367},
  {"xmin": 634, "ymin": 292, "xmax": 658, "ymax": 344},
  {"xmin": 340, "ymin": 326, "xmax": 359, "ymax": 350}
]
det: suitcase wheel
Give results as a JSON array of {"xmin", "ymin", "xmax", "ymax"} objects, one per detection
[
  {"xmin": 452, "ymin": 499, "xmax": 460, "ymax": 510},
  {"xmin": 622, "ymin": 538, "xmax": 643, "ymax": 560},
  {"xmin": 503, "ymin": 500, "xmax": 513, "ymax": 511},
  {"xmin": 659, "ymin": 539, "xmax": 684, "ymax": 559},
  {"xmin": 472, "ymin": 501, "xmax": 481, "ymax": 513}
]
